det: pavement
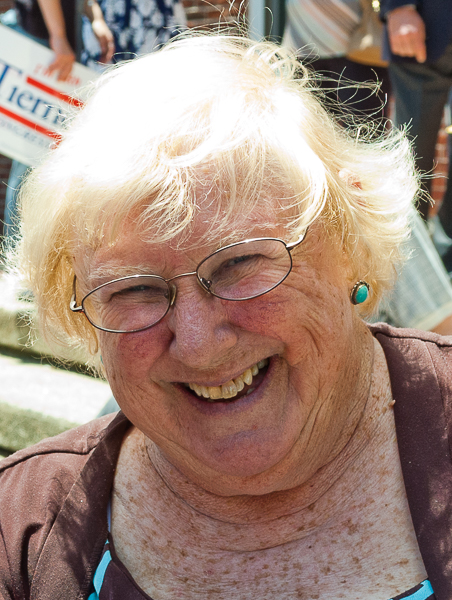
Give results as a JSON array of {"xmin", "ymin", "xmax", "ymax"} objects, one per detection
[{"xmin": 0, "ymin": 273, "xmax": 112, "ymax": 455}]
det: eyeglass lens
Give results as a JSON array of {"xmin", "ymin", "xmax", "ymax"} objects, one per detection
[
  {"xmin": 82, "ymin": 239, "xmax": 291, "ymax": 332},
  {"xmin": 197, "ymin": 239, "xmax": 291, "ymax": 299}
]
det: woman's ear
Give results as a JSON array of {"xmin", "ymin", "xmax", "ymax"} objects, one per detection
[{"xmin": 338, "ymin": 169, "xmax": 362, "ymax": 190}]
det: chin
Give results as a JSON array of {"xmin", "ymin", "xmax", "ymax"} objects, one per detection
[{"xmin": 182, "ymin": 429, "xmax": 300, "ymax": 493}]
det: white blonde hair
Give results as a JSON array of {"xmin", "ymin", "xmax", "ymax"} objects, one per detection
[{"xmin": 10, "ymin": 33, "xmax": 418, "ymax": 367}]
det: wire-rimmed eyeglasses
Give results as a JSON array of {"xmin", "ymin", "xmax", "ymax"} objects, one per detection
[{"xmin": 69, "ymin": 231, "xmax": 308, "ymax": 334}]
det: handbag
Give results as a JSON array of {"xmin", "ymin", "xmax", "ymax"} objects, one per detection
[{"xmin": 346, "ymin": 0, "xmax": 388, "ymax": 67}]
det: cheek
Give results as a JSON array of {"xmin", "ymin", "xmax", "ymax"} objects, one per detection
[
  {"xmin": 99, "ymin": 325, "xmax": 172, "ymax": 380},
  {"xmin": 288, "ymin": 260, "xmax": 352, "ymax": 318},
  {"xmin": 233, "ymin": 274, "xmax": 354, "ymax": 366},
  {"xmin": 230, "ymin": 277, "xmax": 349, "ymax": 334},
  {"xmin": 222, "ymin": 292, "xmax": 294, "ymax": 341}
]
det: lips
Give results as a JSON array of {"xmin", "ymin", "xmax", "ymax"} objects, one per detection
[{"xmin": 185, "ymin": 358, "xmax": 269, "ymax": 402}]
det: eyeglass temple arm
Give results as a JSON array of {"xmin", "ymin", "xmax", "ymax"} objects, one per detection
[
  {"xmin": 69, "ymin": 276, "xmax": 83, "ymax": 312},
  {"xmin": 286, "ymin": 227, "xmax": 308, "ymax": 252}
]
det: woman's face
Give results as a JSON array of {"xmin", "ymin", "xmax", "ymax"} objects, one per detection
[{"xmin": 76, "ymin": 207, "xmax": 371, "ymax": 496}]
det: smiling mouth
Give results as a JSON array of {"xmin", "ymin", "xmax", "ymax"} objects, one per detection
[{"xmin": 185, "ymin": 358, "xmax": 269, "ymax": 402}]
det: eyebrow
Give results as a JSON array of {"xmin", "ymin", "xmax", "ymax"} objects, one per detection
[{"xmin": 88, "ymin": 263, "xmax": 159, "ymax": 287}]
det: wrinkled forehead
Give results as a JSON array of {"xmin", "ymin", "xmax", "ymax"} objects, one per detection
[
  {"xmin": 67, "ymin": 129, "xmax": 315, "ymax": 255},
  {"xmin": 74, "ymin": 172, "xmax": 295, "ymax": 248}
]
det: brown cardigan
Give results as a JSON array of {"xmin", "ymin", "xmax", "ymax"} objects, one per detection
[{"xmin": 1, "ymin": 324, "xmax": 452, "ymax": 600}]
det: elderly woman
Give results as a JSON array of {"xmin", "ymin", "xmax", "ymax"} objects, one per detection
[{"xmin": 1, "ymin": 34, "xmax": 450, "ymax": 600}]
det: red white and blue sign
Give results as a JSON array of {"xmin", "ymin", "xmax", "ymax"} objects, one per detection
[{"xmin": 0, "ymin": 24, "xmax": 97, "ymax": 166}]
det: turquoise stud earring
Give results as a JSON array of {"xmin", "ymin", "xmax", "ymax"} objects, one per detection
[{"xmin": 350, "ymin": 281, "xmax": 370, "ymax": 305}]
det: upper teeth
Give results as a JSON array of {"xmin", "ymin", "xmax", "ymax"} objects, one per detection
[{"xmin": 187, "ymin": 359, "xmax": 269, "ymax": 401}]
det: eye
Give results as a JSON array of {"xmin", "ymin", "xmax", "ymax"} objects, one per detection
[
  {"xmin": 205, "ymin": 254, "xmax": 266, "ymax": 292},
  {"xmin": 197, "ymin": 239, "xmax": 291, "ymax": 301},
  {"xmin": 224, "ymin": 253, "xmax": 258, "ymax": 267},
  {"xmin": 93, "ymin": 278, "xmax": 170, "ymax": 306},
  {"xmin": 114, "ymin": 284, "xmax": 155, "ymax": 296},
  {"xmin": 212, "ymin": 253, "xmax": 263, "ymax": 278},
  {"xmin": 111, "ymin": 284, "xmax": 168, "ymax": 300}
]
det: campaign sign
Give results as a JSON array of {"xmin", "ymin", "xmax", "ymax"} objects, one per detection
[{"xmin": 0, "ymin": 24, "xmax": 98, "ymax": 166}]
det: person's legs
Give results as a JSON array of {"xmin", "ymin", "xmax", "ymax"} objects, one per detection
[
  {"xmin": 3, "ymin": 160, "xmax": 29, "ymax": 240},
  {"xmin": 333, "ymin": 59, "xmax": 390, "ymax": 119},
  {"xmin": 437, "ymin": 89, "xmax": 452, "ymax": 239},
  {"xmin": 312, "ymin": 57, "xmax": 390, "ymax": 126},
  {"xmin": 389, "ymin": 60, "xmax": 452, "ymax": 220}
]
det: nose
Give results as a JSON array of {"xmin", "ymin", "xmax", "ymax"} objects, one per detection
[{"xmin": 166, "ymin": 278, "xmax": 238, "ymax": 368}]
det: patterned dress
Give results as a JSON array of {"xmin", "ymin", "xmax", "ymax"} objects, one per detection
[{"xmin": 82, "ymin": 0, "xmax": 186, "ymax": 69}]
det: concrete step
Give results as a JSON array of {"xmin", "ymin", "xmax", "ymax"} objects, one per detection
[
  {"xmin": 0, "ymin": 347, "xmax": 112, "ymax": 453},
  {"xmin": 0, "ymin": 273, "xmax": 113, "ymax": 454}
]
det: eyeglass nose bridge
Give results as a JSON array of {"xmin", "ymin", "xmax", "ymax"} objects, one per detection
[{"xmin": 165, "ymin": 270, "xmax": 214, "ymax": 309}]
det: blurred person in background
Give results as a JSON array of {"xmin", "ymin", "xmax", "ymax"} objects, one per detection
[
  {"xmin": 283, "ymin": 0, "xmax": 452, "ymax": 336},
  {"xmin": 381, "ymin": 0, "xmax": 452, "ymax": 270},
  {"xmin": 283, "ymin": 0, "xmax": 390, "ymax": 122}
]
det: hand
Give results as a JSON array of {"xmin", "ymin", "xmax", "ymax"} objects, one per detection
[
  {"xmin": 91, "ymin": 18, "xmax": 115, "ymax": 63},
  {"xmin": 48, "ymin": 34, "xmax": 76, "ymax": 80},
  {"xmin": 387, "ymin": 5, "xmax": 427, "ymax": 63},
  {"xmin": 84, "ymin": 0, "xmax": 115, "ymax": 63}
]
